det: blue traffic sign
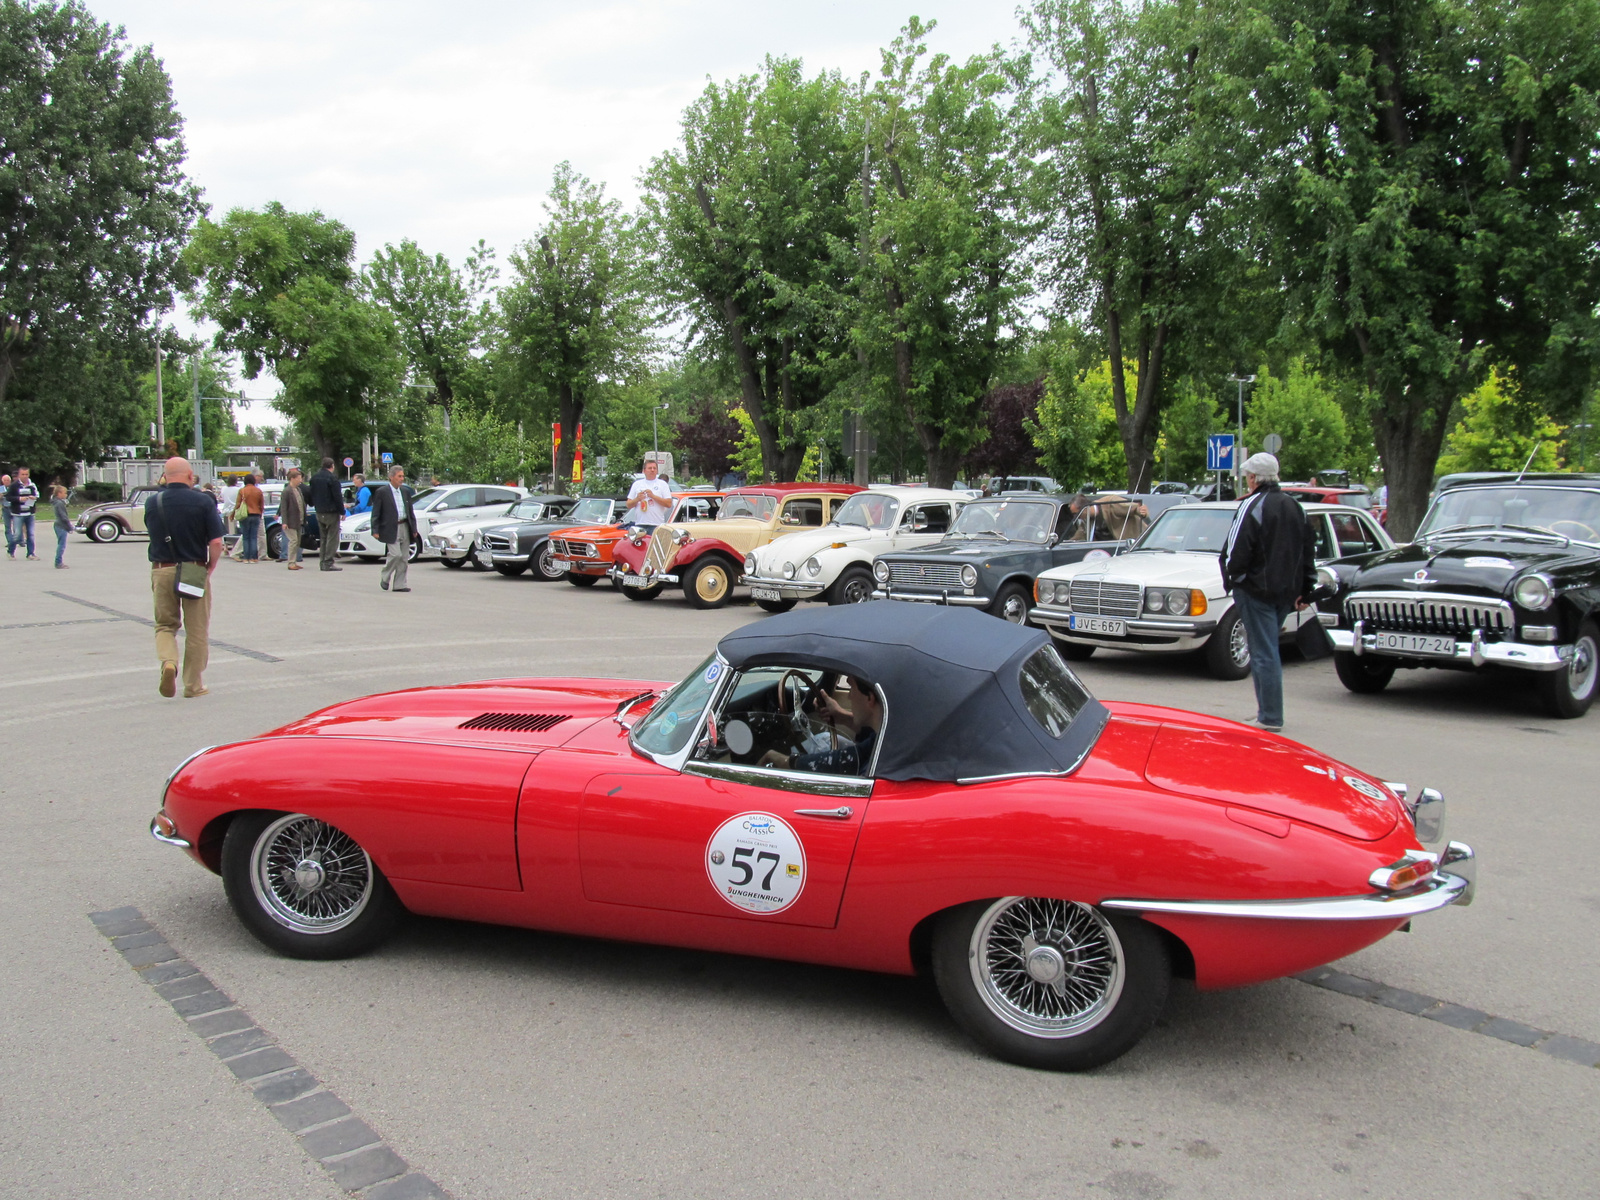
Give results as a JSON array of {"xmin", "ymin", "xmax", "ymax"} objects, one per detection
[
  {"xmin": 1207, "ymin": 434, "xmax": 1235, "ymax": 471},
  {"xmin": 380, "ymin": 451, "xmax": 394, "ymax": 464}
]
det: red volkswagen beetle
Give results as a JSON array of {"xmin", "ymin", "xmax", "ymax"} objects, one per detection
[{"xmin": 151, "ymin": 604, "xmax": 1473, "ymax": 1070}]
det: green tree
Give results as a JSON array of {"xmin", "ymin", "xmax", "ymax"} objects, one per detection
[
  {"xmin": 1157, "ymin": 383, "xmax": 1223, "ymax": 483},
  {"xmin": 499, "ymin": 163, "xmax": 652, "ymax": 493},
  {"xmin": 366, "ymin": 239, "xmax": 497, "ymax": 425},
  {"xmin": 137, "ymin": 345, "xmax": 237, "ymax": 457},
  {"xmin": 852, "ymin": 20, "xmax": 1033, "ymax": 488},
  {"xmin": 421, "ymin": 402, "xmax": 535, "ymax": 484},
  {"xmin": 184, "ymin": 203, "xmax": 400, "ymax": 461},
  {"xmin": 1436, "ymin": 370, "xmax": 1563, "ymax": 475},
  {"xmin": 0, "ymin": 332, "xmax": 144, "ymax": 481},
  {"xmin": 1030, "ymin": 353, "xmax": 1128, "ymax": 489},
  {"xmin": 642, "ymin": 57, "xmax": 858, "ymax": 480},
  {"xmin": 1025, "ymin": 0, "xmax": 1268, "ymax": 490},
  {"xmin": 0, "ymin": 0, "xmax": 203, "ymax": 405},
  {"xmin": 1241, "ymin": 0, "xmax": 1600, "ymax": 536},
  {"xmin": 1243, "ymin": 359, "xmax": 1349, "ymax": 482}
]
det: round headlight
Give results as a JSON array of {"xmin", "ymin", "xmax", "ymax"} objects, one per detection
[
  {"xmin": 960, "ymin": 564, "xmax": 977, "ymax": 588},
  {"xmin": 1144, "ymin": 589, "xmax": 1165, "ymax": 613},
  {"xmin": 1513, "ymin": 573, "xmax": 1554, "ymax": 611},
  {"xmin": 1047, "ymin": 581, "xmax": 1064, "ymax": 605},
  {"xmin": 873, "ymin": 560, "xmax": 890, "ymax": 583},
  {"xmin": 804, "ymin": 556, "xmax": 822, "ymax": 577},
  {"xmin": 744, "ymin": 553, "xmax": 756, "ymax": 574},
  {"xmin": 1166, "ymin": 590, "xmax": 1188, "ymax": 615},
  {"xmin": 782, "ymin": 562, "xmax": 796, "ymax": 580},
  {"xmin": 1316, "ymin": 564, "xmax": 1338, "ymax": 592}
]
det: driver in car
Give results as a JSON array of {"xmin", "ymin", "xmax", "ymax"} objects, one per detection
[{"xmin": 758, "ymin": 676, "xmax": 881, "ymax": 776}]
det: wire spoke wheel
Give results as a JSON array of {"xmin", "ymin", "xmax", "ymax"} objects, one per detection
[
  {"xmin": 249, "ymin": 814, "xmax": 374, "ymax": 935},
  {"xmin": 970, "ymin": 897, "xmax": 1124, "ymax": 1038}
]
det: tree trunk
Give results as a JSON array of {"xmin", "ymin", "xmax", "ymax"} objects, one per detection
[
  {"xmin": 918, "ymin": 423, "xmax": 962, "ymax": 489},
  {"xmin": 310, "ymin": 420, "xmax": 333, "ymax": 466},
  {"xmin": 0, "ymin": 350, "xmax": 14, "ymax": 407},
  {"xmin": 1373, "ymin": 390, "xmax": 1453, "ymax": 541},
  {"xmin": 553, "ymin": 382, "xmax": 582, "ymax": 494}
]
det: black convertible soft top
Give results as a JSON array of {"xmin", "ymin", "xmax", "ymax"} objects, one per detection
[{"xmin": 717, "ymin": 602, "xmax": 1108, "ymax": 782}]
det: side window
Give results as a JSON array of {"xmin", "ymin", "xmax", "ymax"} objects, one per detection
[
  {"xmin": 440, "ymin": 489, "xmax": 480, "ymax": 510},
  {"xmin": 1330, "ymin": 512, "xmax": 1379, "ymax": 554},
  {"xmin": 1310, "ymin": 515, "xmax": 1335, "ymax": 560},
  {"xmin": 781, "ymin": 499, "xmax": 823, "ymax": 527},
  {"xmin": 483, "ymin": 488, "xmax": 519, "ymax": 505},
  {"xmin": 1055, "ymin": 504, "xmax": 1080, "ymax": 542},
  {"xmin": 907, "ymin": 504, "xmax": 952, "ymax": 534}
]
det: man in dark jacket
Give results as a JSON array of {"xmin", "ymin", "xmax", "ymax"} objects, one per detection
[
  {"xmin": 1222, "ymin": 452, "xmax": 1316, "ymax": 732},
  {"xmin": 370, "ymin": 465, "xmax": 418, "ymax": 593},
  {"xmin": 306, "ymin": 458, "xmax": 344, "ymax": 572}
]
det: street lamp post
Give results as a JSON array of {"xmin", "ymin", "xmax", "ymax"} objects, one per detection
[
  {"xmin": 1226, "ymin": 374, "xmax": 1256, "ymax": 490},
  {"xmin": 652, "ymin": 403, "xmax": 669, "ymax": 455}
]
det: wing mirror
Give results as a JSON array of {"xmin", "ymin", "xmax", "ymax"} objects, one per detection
[{"xmin": 1047, "ymin": 532, "xmax": 1060, "ymax": 547}]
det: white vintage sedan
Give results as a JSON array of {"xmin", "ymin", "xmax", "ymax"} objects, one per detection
[
  {"xmin": 1029, "ymin": 501, "xmax": 1393, "ymax": 679},
  {"xmin": 740, "ymin": 487, "xmax": 972, "ymax": 611}
]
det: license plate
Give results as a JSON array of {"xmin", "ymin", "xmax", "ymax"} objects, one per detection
[
  {"xmin": 622, "ymin": 574, "xmax": 650, "ymax": 587},
  {"xmin": 1374, "ymin": 631, "xmax": 1456, "ymax": 657},
  {"xmin": 1068, "ymin": 615, "xmax": 1126, "ymax": 636},
  {"xmin": 751, "ymin": 586, "xmax": 781, "ymax": 601}
]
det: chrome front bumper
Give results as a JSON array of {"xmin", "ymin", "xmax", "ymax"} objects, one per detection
[
  {"xmin": 608, "ymin": 566, "xmax": 679, "ymax": 584},
  {"xmin": 871, "ymin": 586, "xmax": 989, "ymax": 607},
  {"xmin": 1030, "ymin": 604, "xmax": 1219, "ymax": 648},
  {"xmin": 1329, "ymin": 625, "xmax": 1568, "ymax": 671},
  {"xmin": 1104, "ymin": 841, "xmax": 1475, "ymax": 920},
  {"xmin": 742, "ymin": 574, "xmax": 828, "ymax": 598},
  {"xmin": 149, "ymin": 813, "xmax": 192, "ymax": 850}
]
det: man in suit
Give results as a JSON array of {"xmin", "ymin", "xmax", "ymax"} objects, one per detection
[
  {"xmin": 371, "ymin": 464, "xmax": 418, "ymax": 592},
  {"xmin": 307, "ymin": 457, "xmax": 345, "ymax": 571}
]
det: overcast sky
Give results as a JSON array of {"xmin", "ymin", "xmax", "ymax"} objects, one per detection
[{"xmin": 92, "ymin": 1, "xmax": 1030, "ymax": 414}]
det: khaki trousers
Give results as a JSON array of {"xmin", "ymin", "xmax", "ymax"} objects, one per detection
[
  {"xmin": 381, "ymin": 527, "xmax": 410, "ymax": 590},
  {"xmin": 152, "ymin": 565, "xmax": 212, "ymax": 695},
  {"xmin": 285, "ymin": 527, "xmax": 302, "ymax": 565}
]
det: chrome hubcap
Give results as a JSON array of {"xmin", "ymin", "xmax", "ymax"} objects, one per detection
[
  {"xmin": 969, "ymin": 897, "xmax": 1124, "ymax": 1038},
  {"xmin": 1002, "ymin": 596, "xmax": 1027, "ymax": 623},
  {"xmin": 1231, "ymin": 618, "xmax": 1251, "ymax": 666},
  {"xmin": 250, "ymin": 814, "xmax": 374, "ymax": 935},
  {"xmin": 1570, "ymin": 636, "xmax": 1597, "ymax": 699}
]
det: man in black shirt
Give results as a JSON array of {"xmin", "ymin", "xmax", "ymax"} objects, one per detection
[
  {"xmin": 145, "ymin": 457, "xmax": 225, "ymax": 698},
  {"xmin": 306, "ymin": 457, "xmax": 345, "ymax": 572}
]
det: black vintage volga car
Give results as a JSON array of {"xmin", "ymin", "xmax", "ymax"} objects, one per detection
[
  {"xmin": 1324, "ymin": 472, "xmax": 1600, "ymax": 718},
  {"xmin": 871, "ymin": 494, "xmax": 1147, "ymax": 623}
]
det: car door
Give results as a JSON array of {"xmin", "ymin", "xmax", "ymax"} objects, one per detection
[
  {"xmin": 779, "ymin": 497, "xmax": 825, "ymax": 529},
  {"xmin": 890, "ymin": 502, "xmax": 954, "ymax": 552}
]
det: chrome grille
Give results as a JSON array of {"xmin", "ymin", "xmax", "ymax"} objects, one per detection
[
  {"xmin": 1068, "ymin": 579, "xmax": 1142, "ymax": 618},
  {"xmin": 1346, "ymin": 591, "xmax": 1512, "ymax": 635},
  {"xmin": 887, "ymin": 561, "xmax": 965, "ymax": 589},
  {"xmin": 645, "ymin": 527, "xmax": 676, "ymax": 575},
  {"xmin": 554, "ymin": 539, "xmax": 598, "ymax": 559},
  {"xmin": 481, "ymin": 532, "xmax": 517, "ymax": 553}
]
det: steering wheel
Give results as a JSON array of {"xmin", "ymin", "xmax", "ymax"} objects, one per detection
[
  {"xmin": 775, "ymin": 670, "xmax": 819, "ymax": 716},
  {"xmin": 1548, "ymin": 520, "xmax": 1598, "ymax": 540}
]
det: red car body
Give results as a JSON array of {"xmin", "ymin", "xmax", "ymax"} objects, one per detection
[{"xmin": 152, "ymin": 606, "xmax": 1470, "ymax": 1067}]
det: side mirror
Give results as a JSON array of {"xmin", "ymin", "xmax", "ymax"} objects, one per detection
[{"xmin": 1047, "ymin": 532, "xmax": 1060, "ymax": 547}]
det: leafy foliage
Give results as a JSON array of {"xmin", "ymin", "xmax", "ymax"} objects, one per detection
[
  {"xmin": 672, "ymin": 394, "xmax": 743, "ymax": 482},
  {"xmin": 964, "ymin": 380, "xmax": 1044, "ymax": 478},
  {"xmin": 1030, "ymin": 353, "xmax": 1128, "ymax": 490},
  {"xmin": 419, "ymin": 402, "xmax": 536, "ymax": 484},
  {"xmin": 1243, "ymin": 359, "xmax": 1350, "ymax": 482},
  {"xmin": 1436, "ymin": 371, "xmax": 1564, "ymax": 475},
  {"xmin": 367, "ymin": 239, "xmax": 497, "ymax": 417}
]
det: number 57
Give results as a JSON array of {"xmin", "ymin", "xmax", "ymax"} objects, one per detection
[{"xmin": 730, "ymin": 847, "xmax": 781, "ymax": 889}]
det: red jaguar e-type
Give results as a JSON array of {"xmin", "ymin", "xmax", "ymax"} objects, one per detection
[{"xmin": 151, "ymin": 603, "xmax": 1473, "ymax": 1070}]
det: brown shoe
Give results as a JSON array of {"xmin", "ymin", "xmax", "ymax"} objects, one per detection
[
  {"xmin": 288, "ymin": 564, "xmax": 303, "ymax": 570},
  {"xmin": 159, "ymin": 661, "xmax": 178, "ymax": 698},
  {"xmin": 184, "ymin": 687, "xmax": 210, "ymax": 698}
]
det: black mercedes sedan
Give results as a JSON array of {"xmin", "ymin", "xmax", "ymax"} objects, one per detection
[{"xmin": 1323, "ymin": 472, "xmax": 1600, "ymax": 718}]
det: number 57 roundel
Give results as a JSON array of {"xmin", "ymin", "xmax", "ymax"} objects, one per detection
[{"xmin": 706, "ymin": 812, "xmax": 806, "ymax": 914}]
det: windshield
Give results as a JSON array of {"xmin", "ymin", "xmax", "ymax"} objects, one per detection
[
  {"xmin": 631, "ymin": 655, "xmax": 722, "ymax": 757},
  {"xmin": 1135, "ymin": 507, "xmax": 1236, "ymax": 553},
  {"xmin": 719, "ymin": 495, "xmax": 778, "ymax": 521},
  {"xmin": 1418, "ymin": 486, "xmax": 1600, "ymax": 544},
  {"xmin": 510, "ymin": 500, "xmax": 546, "ymax": 519},
  {"xmin": 568, "ymin": 497, "xmax": 615, "ymax": 523},
  {"xmin": 831, "ymin": 493, "xmax": 901, "ymax": 529},
  {"xmin": 1018, "ymin": 645, "xmax": 1093, "ymax": 738},
  {"xmin": 950, "ymin": 499, "xmax": 1054, "ymax": 543},
  {"xmin": 411, "ymin": 488, "xmax": 439, "ymax": 507}
]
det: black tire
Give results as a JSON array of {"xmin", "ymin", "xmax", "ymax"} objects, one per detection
[
  {"xmin": 830, "ymin": 567, "xmax": 875, "ymax": 606},
  {"xmin": 930, "ymin": 897, "xmax": 1170, "ymax": 1071},
  {"xmin": 1537, "ymin": 619, "xmax": 1598, "ymax": 719},
  {"xmin": 495, "ymin": 562, "xmax": 528, "ymax": 577},
  {"xmin": 533, "ymin": 541, "xmax": 566, "ymax": 581},
  {"xmin": 1058, "ymin": 642, "xmax": 1096, "ymax": 662},
  {"xmin": 991, "ymin": 582, "xmax": 1031, "ymax": 624},
  {"xmin": 90, "ymin": 517, "xmax": 122, "ymax": 543},
  {"xmin": 467, "ymin": 546, "xmax": 489, "ymax": 571},
  {"xmin": 683, "ymin": 557, "xmax": 736, "ymax": 609},
  {"xmin": 1204, "ymin": 606, "xmax": 1252, "ymax": 681},
  {"xmin": 621, "ymin": 582, "xmax": 661, "ymax": 601},
  {"xmin": 756, "ymin": 597, "xmax": 798, "ymax": 613},
  {"xmin": 439, "ymin": 554, "xmax": 465, "ymax": 569},
  {"xmin": 1333, "ymin": 649, "xmax": 1395, "ymax": 694},
  {"xmin": 221, "ymin": 811, "xmax": 404, "ymax": 960},
  {"xmin": 267, "ymin": 527, "xmax": 285, "ymax": 560},
  {"xmin": 567, "ymin": 572, "xmax": 601, "ymax": 588}
]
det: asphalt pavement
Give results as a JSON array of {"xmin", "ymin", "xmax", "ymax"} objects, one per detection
[{"xmin": 2, "ymin": 538, "xmax": 1596, "ymax": 1199}]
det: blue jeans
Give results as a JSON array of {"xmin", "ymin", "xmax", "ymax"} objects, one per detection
[
  {"xmin": 55, "ymin": 524, "xmax": 68, "ymax": 565},
  {"xmin": 4, "ymin": 512, "xmax": 14, "ymax": 555},
  {"xmin": 1234, "ymin": 589, "xmax": 1291, "ymax": 727},
  {"xmin": 11, "ymin": 514, "xmax": 34, "ymax": 557},
  {"xmin": 241, "ymin": 514, "xmax": 261, "ymax": 560}
]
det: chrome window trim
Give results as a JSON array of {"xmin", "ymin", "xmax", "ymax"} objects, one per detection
[{"xmin": 682, "ymin": 760, "xmax": 874, "ymax": 798}]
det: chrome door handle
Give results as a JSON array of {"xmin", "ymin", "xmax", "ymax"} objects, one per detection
[{"xmin": 793, "ymin": 806, "xmax": 853, "ymax": 819}]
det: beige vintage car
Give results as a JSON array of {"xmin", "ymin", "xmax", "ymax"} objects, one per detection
[{"xmin": 608, "ymin": 483, "xmax": 866, "ymax": 608}]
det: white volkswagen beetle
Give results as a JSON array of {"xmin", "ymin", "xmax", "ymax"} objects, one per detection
[
  {"xmin": 741, "ymin": 487, "xmax": 971, "ymax": 611},
  {"xmin": 1029, "ymin": 500, "xmax": 1393, "ymax": 678}
]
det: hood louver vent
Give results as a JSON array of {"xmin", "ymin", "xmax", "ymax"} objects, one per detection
[{"xmin": 459, "ymin": 712, "xmax": 571, "ymax": 733}]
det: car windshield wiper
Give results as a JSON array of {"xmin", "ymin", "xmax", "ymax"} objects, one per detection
[
  {"xmin": 969, "ymin": 528, "xmax": 1010, "ymax": 541},
  {"xmin": 831, "ymin": 518, "xmax": 867, "ymax": 528},
  {"xmin": 1422, "ymin": 523, "xmax": 1497, "ymax": 538}
]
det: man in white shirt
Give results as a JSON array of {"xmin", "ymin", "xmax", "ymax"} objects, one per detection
[{"xmin": 626, "ymin": 459, "xmax": 673, "ymax": 526}]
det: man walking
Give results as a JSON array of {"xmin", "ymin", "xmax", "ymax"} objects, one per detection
[
  {"xmin": 144, "ymin": 456, "xmax": 224, "ymax": 699},
  {"xmin": 280, "ymin": 467, "xmax": 308, "ymax": 569},
  {"xmin": 371, "ymin": 465, "xmax": 417, "ymax": 592},
  {"xmin": 626, "ymin": 457, "xmax": 673, "ymax": 527},
  {"xmin": 1221, "ymin": 452, "xmax": 1316, "ymax": 733},
  {"xmin": 6, "ymin": 467, "xmax": 40, "ymax": 559},
  {"xmin": 307, "ymin": 458, "xmax": 344, "ymax": 571},
  {"xmin": 238, "ymin": 472, "xmax": 264, "ymax": 562}
]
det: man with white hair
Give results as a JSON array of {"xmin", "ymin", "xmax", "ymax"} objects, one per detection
[{"xmin": 1221, "ymin": 452, "xmax": 1316, "ymax": 732}]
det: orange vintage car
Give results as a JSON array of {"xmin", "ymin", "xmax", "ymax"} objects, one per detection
[{"xmin": 549, "ymin": 490, "xmax": 725, "ymax": 588}]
